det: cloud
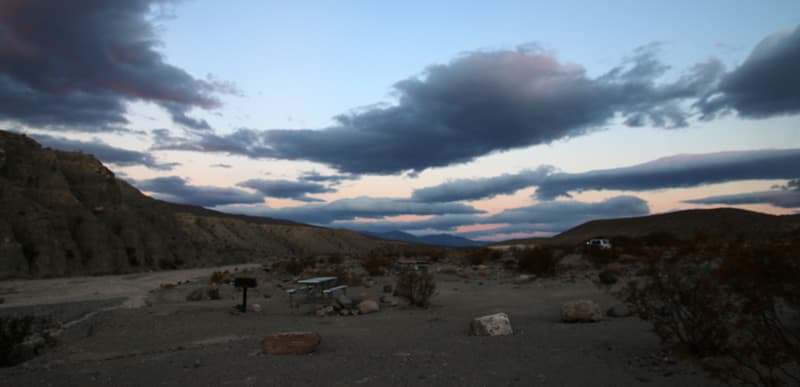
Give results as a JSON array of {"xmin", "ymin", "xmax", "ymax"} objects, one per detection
[
  {"xmin": 210, "ymin": 163, "xmax": 232, "ymax": 168},
  {"xmin": 699, "ymin": 26, "xmax": 800, "ymax": 118},
  {"xmin": 133, "ymin": 176, "xmax": 264, "ymax": 207},
  {"xmin": 0, "ymin": 0, "xmax": 227, "ymax": 131},
  {"xmin": 217, "ymin": 197, "xmax": 485, "ymax": 224},
  {"xmin": 237, "ymin": 179, "xmax": 336, "ymax": 202},
  {"xmin": 331, "ymin": 214, "xmax": 482, "ymax": 234},
  {"xmin": 158, "ymin": 44, "xmax": 721, "ymax": 174},
  {"xmin": 686, "ymin": 190, "xmax": 800, "ymax": 209},
  {"xmin": 535, "ymin": 149, "xmax": 800, "ymax": 200},
  {"xmin": 298, "ymin": 170, "xmax": 358, "ymax": 185},
  {"xmin": 686, "ymin": 178, "xmax": 800, "ymax": 208},
  {"xmin": 412, "ymin": 166, "xmax": 553, "ymax": 202},
  {"xmin": 29, "ymin": 132, "xmax": 178, "ymax": 170},
  {"xmin": 333, "ymin": 195, "xmax": 649, "ymax": 238},
  {"xmin": 487, "ymin": 195, "xmax": 650, "ymax": 225}
]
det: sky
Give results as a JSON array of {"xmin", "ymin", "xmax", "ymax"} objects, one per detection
[{"xmin": 2, "ymin": 0, "xmax": 799, "ymax": 241}]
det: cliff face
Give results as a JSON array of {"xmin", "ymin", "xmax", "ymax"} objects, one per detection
[{"xmin": 0, "ymin": 131, "xmax": 391, "ymax": 279}]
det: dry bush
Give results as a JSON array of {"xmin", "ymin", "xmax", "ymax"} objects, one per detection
[
  {"xmin": 514, "ymin": 247, "xmax": 559, "ymax": 276},
  {"xmin": 283, "ymin": 259, "xmax": 310, "ymax": 276},
  {"xmin": 428, "ymin": 248, "xmax": 448, "ymax": 262},
  {"xmin": 326, "ymin": 254, "xmax": 344, "ymax": 265},
  {"xmin": 464, "ymin": 248, "xmax": 502, "ymax": 266},
  {"xmin": 1, "ymin": 315, "xmax": 56, "ymax": 367},
  {"xmin": 395, "ymin": 271, "xmax": 437, "ymax": 308},
  {"xmin": 208, "ymin": 270, "xmax": 232, "ymax": 285},
  {"xmin": 585, "ymin": 248, "xmax": 619, "ymax": 267},
  {"xmin": 361, "ymin": 255, "xmax": 392, "ymax": 276},
  {"xmin": 621, "ymin": 241, "xmax": 800, "ymax": 386}
]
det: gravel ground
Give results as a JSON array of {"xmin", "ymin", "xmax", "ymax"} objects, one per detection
[{"xmin": 0, "ymin": 266, "xmax": 723, "ymax": 386}]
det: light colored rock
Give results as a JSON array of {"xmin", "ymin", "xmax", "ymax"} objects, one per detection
[
  {"xmin": 380, "ymin": 295, "xmax": 404, "ymax": 307},
  {"xmin": 250, "ymin": 303, "xmax": 262, "ymax": 312},
  {"xmin": 358, "ymin": 300, "xmax": 380, "ymax": 314},
  {"xmin": 561, "ymin": 300, "xmax": 603, "ymax": 322},
  {"xmin": 470, "ymin": 313, "xmax": 513, "ymax": 336},
  {"xmin": 262, "ymin": 331, "xmax": 321, "ymax": 355},
  {"xmin": 315, "ymin": 305, "xmax": 335, "ymax": 317},
  {"xmin": 512, "ymin": 274, "xmax": 534, "ymax": 284},
  {"xmin": 353, "ymin": 293, "xmax": 380, "ymax": 304}
]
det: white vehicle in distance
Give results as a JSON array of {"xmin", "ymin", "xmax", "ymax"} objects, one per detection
[{"xmin": 586, "ymin": 238, "xmax": 612, "ymax": 250}]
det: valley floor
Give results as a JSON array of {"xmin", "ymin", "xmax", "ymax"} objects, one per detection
[{"xmin": 0, "ymin": 264, "xmax": 722, "ymax": 386}]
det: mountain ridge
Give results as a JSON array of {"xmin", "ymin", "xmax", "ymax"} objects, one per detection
[
  {"xmin": 356, "ymin": 230, "xmax": 484, "ymax": 247},
  {"xmin": 493, "ymin": 207, "xmax": 800, "ymax": 246},
  {"xmin": 0, "ymin": 130, "xmax": 402, "ymax": 279}
]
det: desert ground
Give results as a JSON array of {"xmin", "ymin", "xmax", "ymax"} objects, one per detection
[{"xmin": 0, "ymin": 260, "xmax": 723, "ymax": 387}]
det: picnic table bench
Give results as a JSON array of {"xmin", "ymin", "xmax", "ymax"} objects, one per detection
[{"xmin": 286, "ymin": 276, "xmax": 348, "ymax": 308}]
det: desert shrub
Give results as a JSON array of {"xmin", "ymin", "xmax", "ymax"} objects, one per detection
[
  {"xmin": 395, "ymin": 271, "xmax": 437, "ymax": 308},
  {"xmin": 514, "ymin": 247, "xmax": 559, "ymax": 276},
  {"xmin": 621, "ymin": 242, "xmax": 800, "ymax": 386},
  {"xmin": 1, "ymin": 315, "xmax": 56, "ymax": 367},
  {"xmin": 327, "ymin": 254, "xmax": 343, "ymax": 265},
  {"xmin": 464, "ymin": 248, "xmax": 502, "ymax": 266},
  {"xmin": 361, "ymin": 255, "xmax": 391, "ymax": 276},
  {"xmin": 284, "ymin": 259, "xmax": 310, "ymax": 276},
  {"xmin": 428, "ymin": 248, "xmax": 447, "ymax": 262},
  {"xmin": 639, "ymin": 231, "xmax": 680, "ymax": 247},
  {"xmin": 585, "ymin": 248, "xmax": 619, "ymax": 267},
  {"xmin": 209, "ymin": 270, "xmax": 232, "ymax": 285}
]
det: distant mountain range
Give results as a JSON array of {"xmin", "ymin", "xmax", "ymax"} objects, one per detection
[{"xmin": 356, "ymin": 230, "xmax": 485, "ymax": 247}]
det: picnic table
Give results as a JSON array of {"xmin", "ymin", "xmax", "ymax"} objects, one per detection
[
  {"xmin": 287, "ymin": 276, "xmax": 348, "ymax": 308},
  {"xmin": 296, "ymin": 276, "xmax": 337, "ymax": 297}
]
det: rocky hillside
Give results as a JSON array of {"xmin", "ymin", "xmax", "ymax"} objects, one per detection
[{"xmin": 0, "ymin": 130, "xmax": 396, "ymax": 279}]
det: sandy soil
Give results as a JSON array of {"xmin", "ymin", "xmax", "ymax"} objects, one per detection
[{"xmin": 0, "ymin": 263, "xmax": 723, "ymax": 386}]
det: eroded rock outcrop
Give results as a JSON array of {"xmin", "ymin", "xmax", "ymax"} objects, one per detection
[{"xmin": 0, "ymin": 130, "xmax": 397, "ymax": 278}]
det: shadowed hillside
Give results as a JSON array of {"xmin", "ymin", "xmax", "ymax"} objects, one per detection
[
  {"xmin": 495, "ymin": 208, "xmax": 800, "ymax": 247},
  {"xmin": 0, "ymin": 130, "xmax": 397, "ymax": 279}
]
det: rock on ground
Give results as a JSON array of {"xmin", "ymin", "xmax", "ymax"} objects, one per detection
[
  {"xmin": 357, "ymin": 300, "xmax": 380, "ymax": 314},
  {"xmin": 561, "ymin": 300, "xmax": 603, "ymax": 322},
  {"xmin": 470, "ymin": 312, "xmax": 513, "ymax": 336},
  {"xmin": 512, "ymin": 274, "xmax": 534, "ymax": 284},
  {"xmin": 262, "ymin": 331, "xmax": 321, "ymax": 355}
]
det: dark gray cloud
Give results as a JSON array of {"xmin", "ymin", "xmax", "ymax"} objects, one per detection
[
  {"xmin": 699, "ymin": 26, "xmax": 800, "ymax": 118},
  {"xmin": 686, "ymin": 178, "xmax": 800, "ymax": 208},
  {"xmin": 298, "ymin": 170, "xmax": 358, "ymax": 185},
  {"xmin": 158, "ymin": 44, "xmax": 721, "ymax": 174},
  {"xmin": 412, "ymin": 166, "xmax": 553, "ymax": 202},
  {"xmin": 487, "ymin": 195, "xmax": 650, "ymax": 225},
  {"xmin": 134, "ymin": 176, "xmax": 264, "ymax": 207},
  {"xmin": 331, "ymin": 214, "xmax": 481, "ymax": 234},
  {"xmin": 29, "ymin": 132, "xmax": 178, "ymax": 170},
  {"xmin": 535, "ymin": 149, "xmax": 800, "ymax": 200},
  {"xmin": 217, "ymin": 197, "xmax": 484, "ymax": 225},
  {"xmin": 331, "ymin": 195, "xmax": 650, "ymax": 238},
  {"xmin": 0, "ymin": 0, "xmax": 225, "ymax": 131},
  {"xmin": 210, "ymin": 163, "xmax": 232, "ymax": 168},
  {"xmin": 237, "ymin": 179, "xmax": 335, "ymax": 202}
]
